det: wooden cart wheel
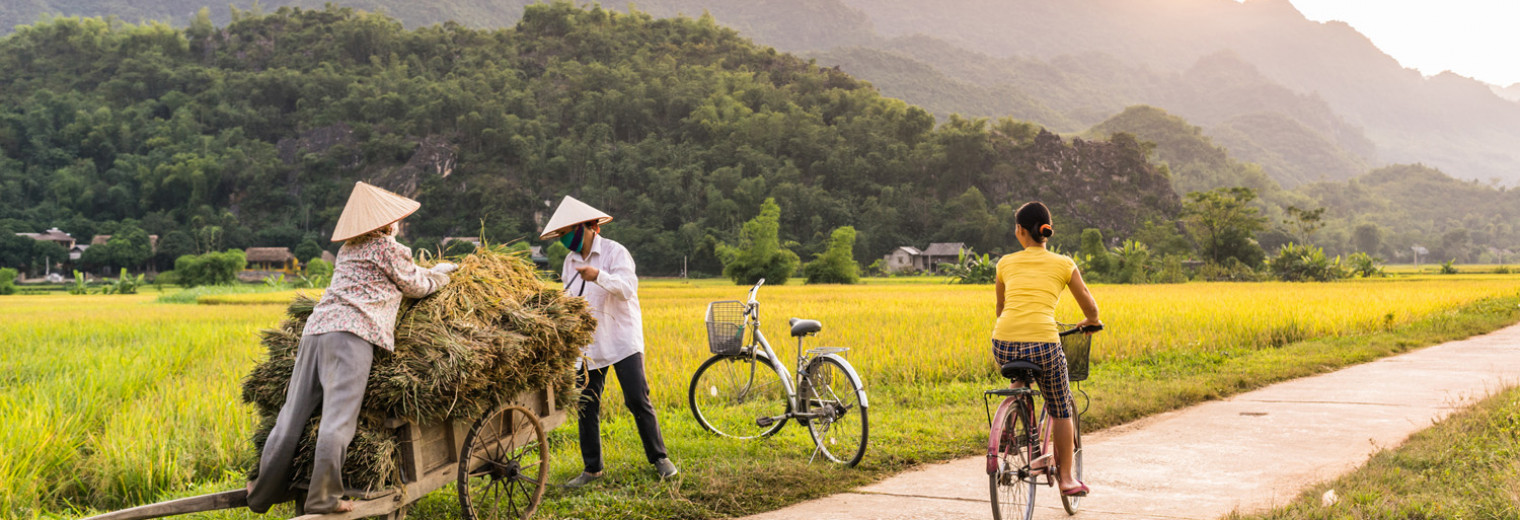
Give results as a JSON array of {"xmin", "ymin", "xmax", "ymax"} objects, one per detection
[{"xmin": 458, "ymin": 405, "xmax": 549, "ymax": 520}]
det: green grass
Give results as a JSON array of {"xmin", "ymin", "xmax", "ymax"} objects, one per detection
[
  {"xmin": 1383, "ymin": 263, "xmax": 1519, "ymax": 275},
  {"xmin": 1230, "ymin": 384, "xmax": 1520, "ymax": 520},
  {"xmin": 46, "ymin": 291, "xmax": 1520, "ymax": 520},
  {"xmin": 155, "ymin": 285, "xmax": 298, "ymax": 304}
]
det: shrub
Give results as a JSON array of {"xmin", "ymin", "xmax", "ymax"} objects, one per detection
[
  {"xmin": 1196, "ymin": 258, "xmax": 1263, "ymax": 282},
  {"xmin": 68, "ymin": 270, "xmax": 91, "ymax": 295},
  {"xmin": 0, "ymin": 267, "xmax": 16, "ymax": 295},
  {"xmin": 546, "ymin": 242, "xmax": 570, "ymax": 278},
  {"xmin": 1495, "ymin": 265, "xmax": 1512, "ymax": 275},
  {"xmin": 1111, "ymin": 240, "xmax": 1151, "ymax": 284},
  {"xmin": 942, "ymin": 250, "xmax": 997, "ymax": 284},
  {"xmin": 803, "ymin": 226, "xmax": 859, "ymax": 284},
  {"xmin": 1079, "ymin": 229, "xmax": 1113, "ymax": 280},
  {"xmin": 294, "ymin": 240, "xmax": 324, "ymax": 264},
  {"xmin": 717, "ymin": 198, "xmax": 800, "ymax": 285},
  {"xmin": 1154, "ymin": 254, "xmax": 1189, "ymax": 284},
  {"xmin": 152, "ymin": 270, "xmax": 177, "ymax": 292},
  {"xmin": 1440, "ymin": 259, "xmax": 1459, "ymax": 275},
  {"xmin": 304, "ymin": 257, "xmax": 334, "ymax": 279},
  {"xmin": 1270, "ymin": 243, "xmax": 1347, "ymax": 282},
  {"xmin": 100, "ymin": 268, "xmax": 145, "ymax": 295},
  {"xmin": 1347, "ymin": 252, "xmax": 1384, "ymax": 278},
  {"xmin": 174, "ymin": 250, "xmax": 248, "ymax": 287}
]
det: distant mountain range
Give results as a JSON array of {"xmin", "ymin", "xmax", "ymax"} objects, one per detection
[
  {"xmin": 1494, "ymin": 83, "xmax": 1520, "ymax": 103},
  {"xmin": 6, "ymin": 0, "xmax": 1520, "ymax": 186}
]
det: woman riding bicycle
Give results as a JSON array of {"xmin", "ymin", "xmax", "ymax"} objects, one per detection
[{"xmin": 992, "ymin": 201, "xmax": 1101, "ymax": 497}]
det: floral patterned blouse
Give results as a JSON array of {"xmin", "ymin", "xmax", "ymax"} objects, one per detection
[{"xmin": 304, "ymin": 234, "xmax": 449, "ymax": 351}]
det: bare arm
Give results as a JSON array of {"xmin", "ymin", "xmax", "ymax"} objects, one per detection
[
  {"xmin": 1068, "ymin": 267, "xmax": 1101, "ymax": 328},
  {"xmin": 994, "ymin": 271, "xmax": 1005, "ymax": 318}
]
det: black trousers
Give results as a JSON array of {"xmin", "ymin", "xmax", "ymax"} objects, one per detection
[{"xmin": 578, "ymin": 352, "xmax": 668, "ymax": 473}]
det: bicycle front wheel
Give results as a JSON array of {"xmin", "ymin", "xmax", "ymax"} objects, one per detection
[
  {"xmin": 800, "ymin": 356, "xmax": 868, "ymax": 467},
  {"xmin": 990, "ymin": 399, "xmax": 1037, "ymax": 520},
  {"xmin": 689, "ymin": 352, "xmax": 790, "ymax": 439}
]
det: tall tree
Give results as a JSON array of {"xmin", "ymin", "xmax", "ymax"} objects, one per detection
[
  {"xmin": 717, "ymin": 198, "xmax": 800, "ymax": 285},
  {"xmin": 106, "ymin": 226, "xmax": 153, "ymax": 271},
  {"xmin": 1182, "ymin": 187, "xmax": 1267, "ymax": 266},
  {"xmin": 1352, "ymin": 223, "xmax": 1383, "ymax": 256},
  {"xmin": 803, "ymin": 226, "xmax": 859, "ymax": 284}
]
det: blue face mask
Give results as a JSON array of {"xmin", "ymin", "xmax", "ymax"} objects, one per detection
[{"xmin": 559, "ymin": 225, "xmax": 585, "ymax": 253}]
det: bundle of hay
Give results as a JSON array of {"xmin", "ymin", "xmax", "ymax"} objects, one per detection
[{"xmin": 242, "ymin": 248, "xmax": 592, "ymax": 491}]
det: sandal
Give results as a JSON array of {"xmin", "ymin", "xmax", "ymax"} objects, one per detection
[{"xmin": 1060, "ymin": 482, "xmax": 1090, "ymax": 497}]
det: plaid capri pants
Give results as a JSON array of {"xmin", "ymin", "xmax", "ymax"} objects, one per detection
[{"xmin": 992, "ymin": 339, "xmax": 1075, "ymax": 419}]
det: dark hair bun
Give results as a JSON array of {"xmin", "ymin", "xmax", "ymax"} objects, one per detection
[{"xmin": 1015, "ymin": 201, "xmax": 1054, "ymax": 243}]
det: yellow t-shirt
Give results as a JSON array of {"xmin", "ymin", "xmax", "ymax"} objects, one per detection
[{"xmin": 992, "ymin": 248, "xmax": 1077, "ymax": 343}]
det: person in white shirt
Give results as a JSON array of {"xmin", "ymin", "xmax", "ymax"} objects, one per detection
[{"xmin": 540, "ymin": 195, "xmax": 677, "ymax": 487}]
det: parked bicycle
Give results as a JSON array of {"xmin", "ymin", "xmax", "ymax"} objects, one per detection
[
  {"xmin": 687, "ymin": 279, "xmax": 869, "ymax": 467},
  {"xmin": 985, "ymin": 322, "xmax": 1102, "ymax": 520}
]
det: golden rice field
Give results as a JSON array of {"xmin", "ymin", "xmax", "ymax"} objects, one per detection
[
  {"xmin": 4, "ymin": 275, "xmax": 1520, "ymax": 517},
  {"xmin": 636, "ymin": 275, "xmax": 1520, "ymax": 403}
]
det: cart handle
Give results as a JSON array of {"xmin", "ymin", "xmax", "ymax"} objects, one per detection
[{"xmin": 79, "ymin": 489, "xmax": 247, "ymax": 520}]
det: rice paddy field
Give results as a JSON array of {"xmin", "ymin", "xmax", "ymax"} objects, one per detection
[{"xmin": 4, "ymin": 275, "xmax": 1520, "ymax": 519}]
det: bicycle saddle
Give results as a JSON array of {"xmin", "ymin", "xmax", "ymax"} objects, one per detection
[
  {"xmin": 1000, "ymin": 360, "xmax": 1043, "ymax": 381},
  {"xmin": 788, "ymin": 318, "xmax": 822, "ymax": 337}
]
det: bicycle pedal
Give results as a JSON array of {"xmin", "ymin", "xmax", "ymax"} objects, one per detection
[{"xmin": 755, "ymin": 416, "xmax": 776, "ymax": 427}]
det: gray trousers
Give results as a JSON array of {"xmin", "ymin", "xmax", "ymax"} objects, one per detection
[{"xmin": 248, "ymin": 331, "xmax": 374, "ymax": 514}]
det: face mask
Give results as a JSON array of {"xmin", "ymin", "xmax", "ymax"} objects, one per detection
[{"xmin": 559, "ymin": 225, "xmax": 585, "ymax": 253}]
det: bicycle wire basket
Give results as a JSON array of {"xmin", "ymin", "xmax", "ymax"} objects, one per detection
[
  {"xmin": 1058, "ymin": 322, "xmax": 1093, "ymax": 382},
  {"xmin": 705, "ymin": 300, "xmax": 748, "ymax": 356}
]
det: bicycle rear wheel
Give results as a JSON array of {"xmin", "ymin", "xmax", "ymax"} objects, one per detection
[
  {"xmin": 689, "ymin": 352, "xmax": 789, "ymax": 439},
  {"xmin": 990, "ymin": 398, "xmax": 1037, "ymax": 520},
  {"xmin": 800, "ymin": 356, "xmax": 868, "ymax": 467},
  {"xmin": 1061, "ymin": 413, "xmax": 1084, "ymax": 515}
]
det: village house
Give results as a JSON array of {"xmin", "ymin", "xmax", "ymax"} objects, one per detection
[
  {"xmin": 880, "ymin": 242, "xmax": 973, "ymax": 273},
  {"xmin": 882, "ymin": 246, "xmax": 921, "ymax": 273},
  {"xmin": 13, "ymin": 228, "xmax": 74, "ymax": 276},
  {"xmin": 16, "ymin": 228, "xmax": 76, "ymax": 250},
  {"xmin": 241, "ymin": 247, "xmax": 298, "ymax": 282}
]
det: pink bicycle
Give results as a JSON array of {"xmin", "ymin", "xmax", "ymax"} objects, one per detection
[{"xmin": 984, "ymin": 323, "xmax": 1101, "ymax": 520}]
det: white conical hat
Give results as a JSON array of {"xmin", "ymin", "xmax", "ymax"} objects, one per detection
[
  {"xmin": 330, "ymin": 182, "xmax": 421, "ymax": 242},
  {"xmin": 539, "ymin": 195, "xmax": 613, "ymax": 240}
]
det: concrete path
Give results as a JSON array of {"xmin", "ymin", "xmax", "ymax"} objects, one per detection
[{"xmin": 740, "ymin": 323, "xmax": 1520, "ymax": 520}]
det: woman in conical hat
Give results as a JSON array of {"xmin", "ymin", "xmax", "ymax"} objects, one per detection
[
  {"xmin": 248, "ymin": 182, "xmax": 457, "ymax": 514},
  {"xmin": 541, "ymin": 195, "xmax": 680, "ymax": 487}
]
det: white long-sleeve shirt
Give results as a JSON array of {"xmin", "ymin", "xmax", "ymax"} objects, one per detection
[{"xmin": 560, "ymin": 235, "xmax": 644, "ymax": 370}]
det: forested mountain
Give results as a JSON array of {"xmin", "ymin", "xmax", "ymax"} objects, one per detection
[
  {"xmin": 1086, "ymin": 106, "xmax": 1520, "ymax": 263},
  {"xmin": 10, "ymin": 0, "xmax": 1518, "ymax": 187},
  {"xmin": 0, "ymin": 4, "xmax": 1177, "ymax": 276},
  {"xmin": 1299, "ymin": 165, "xmax": 1520, "ymax": 264}
]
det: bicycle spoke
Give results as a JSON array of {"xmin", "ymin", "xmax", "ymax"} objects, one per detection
[{"xmin": 692, "ymin": 354, "xmax": 788, "ymax": 439}]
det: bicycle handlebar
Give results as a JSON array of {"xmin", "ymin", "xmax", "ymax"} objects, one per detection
[
  {"xmin": 1059, "ymin": 324, "xmax": 1104, "ymax": 336},
  {"xmin": 747, "ymin": 278, "xmax": 765, "ymax": 306}
]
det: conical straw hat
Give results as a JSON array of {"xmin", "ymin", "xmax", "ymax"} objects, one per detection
[
  {"xmin": 539, "ymin": 195, "xmax": 613, "ymax": 240},
  {"xmin": 331, "ymin": 182, "xmax": 421, "ymax": 242}
]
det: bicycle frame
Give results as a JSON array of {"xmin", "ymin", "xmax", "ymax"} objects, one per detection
[
  {"xmin": 985, "ymin": 381, "xmax": 1088, "ymax": 474},
  {"xmin": 738, "ymin": 281, "xmax": 867, "ymax": 426}
]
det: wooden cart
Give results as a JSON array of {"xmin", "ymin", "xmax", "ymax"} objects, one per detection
[{"xmin": 85, "ymin": 386, "xmax": 568, "ymax": 520}]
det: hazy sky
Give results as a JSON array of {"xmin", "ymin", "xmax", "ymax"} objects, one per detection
[{"xmin": 1283, "ymin": 0, "xmax": 1520, "ymax": 86}]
